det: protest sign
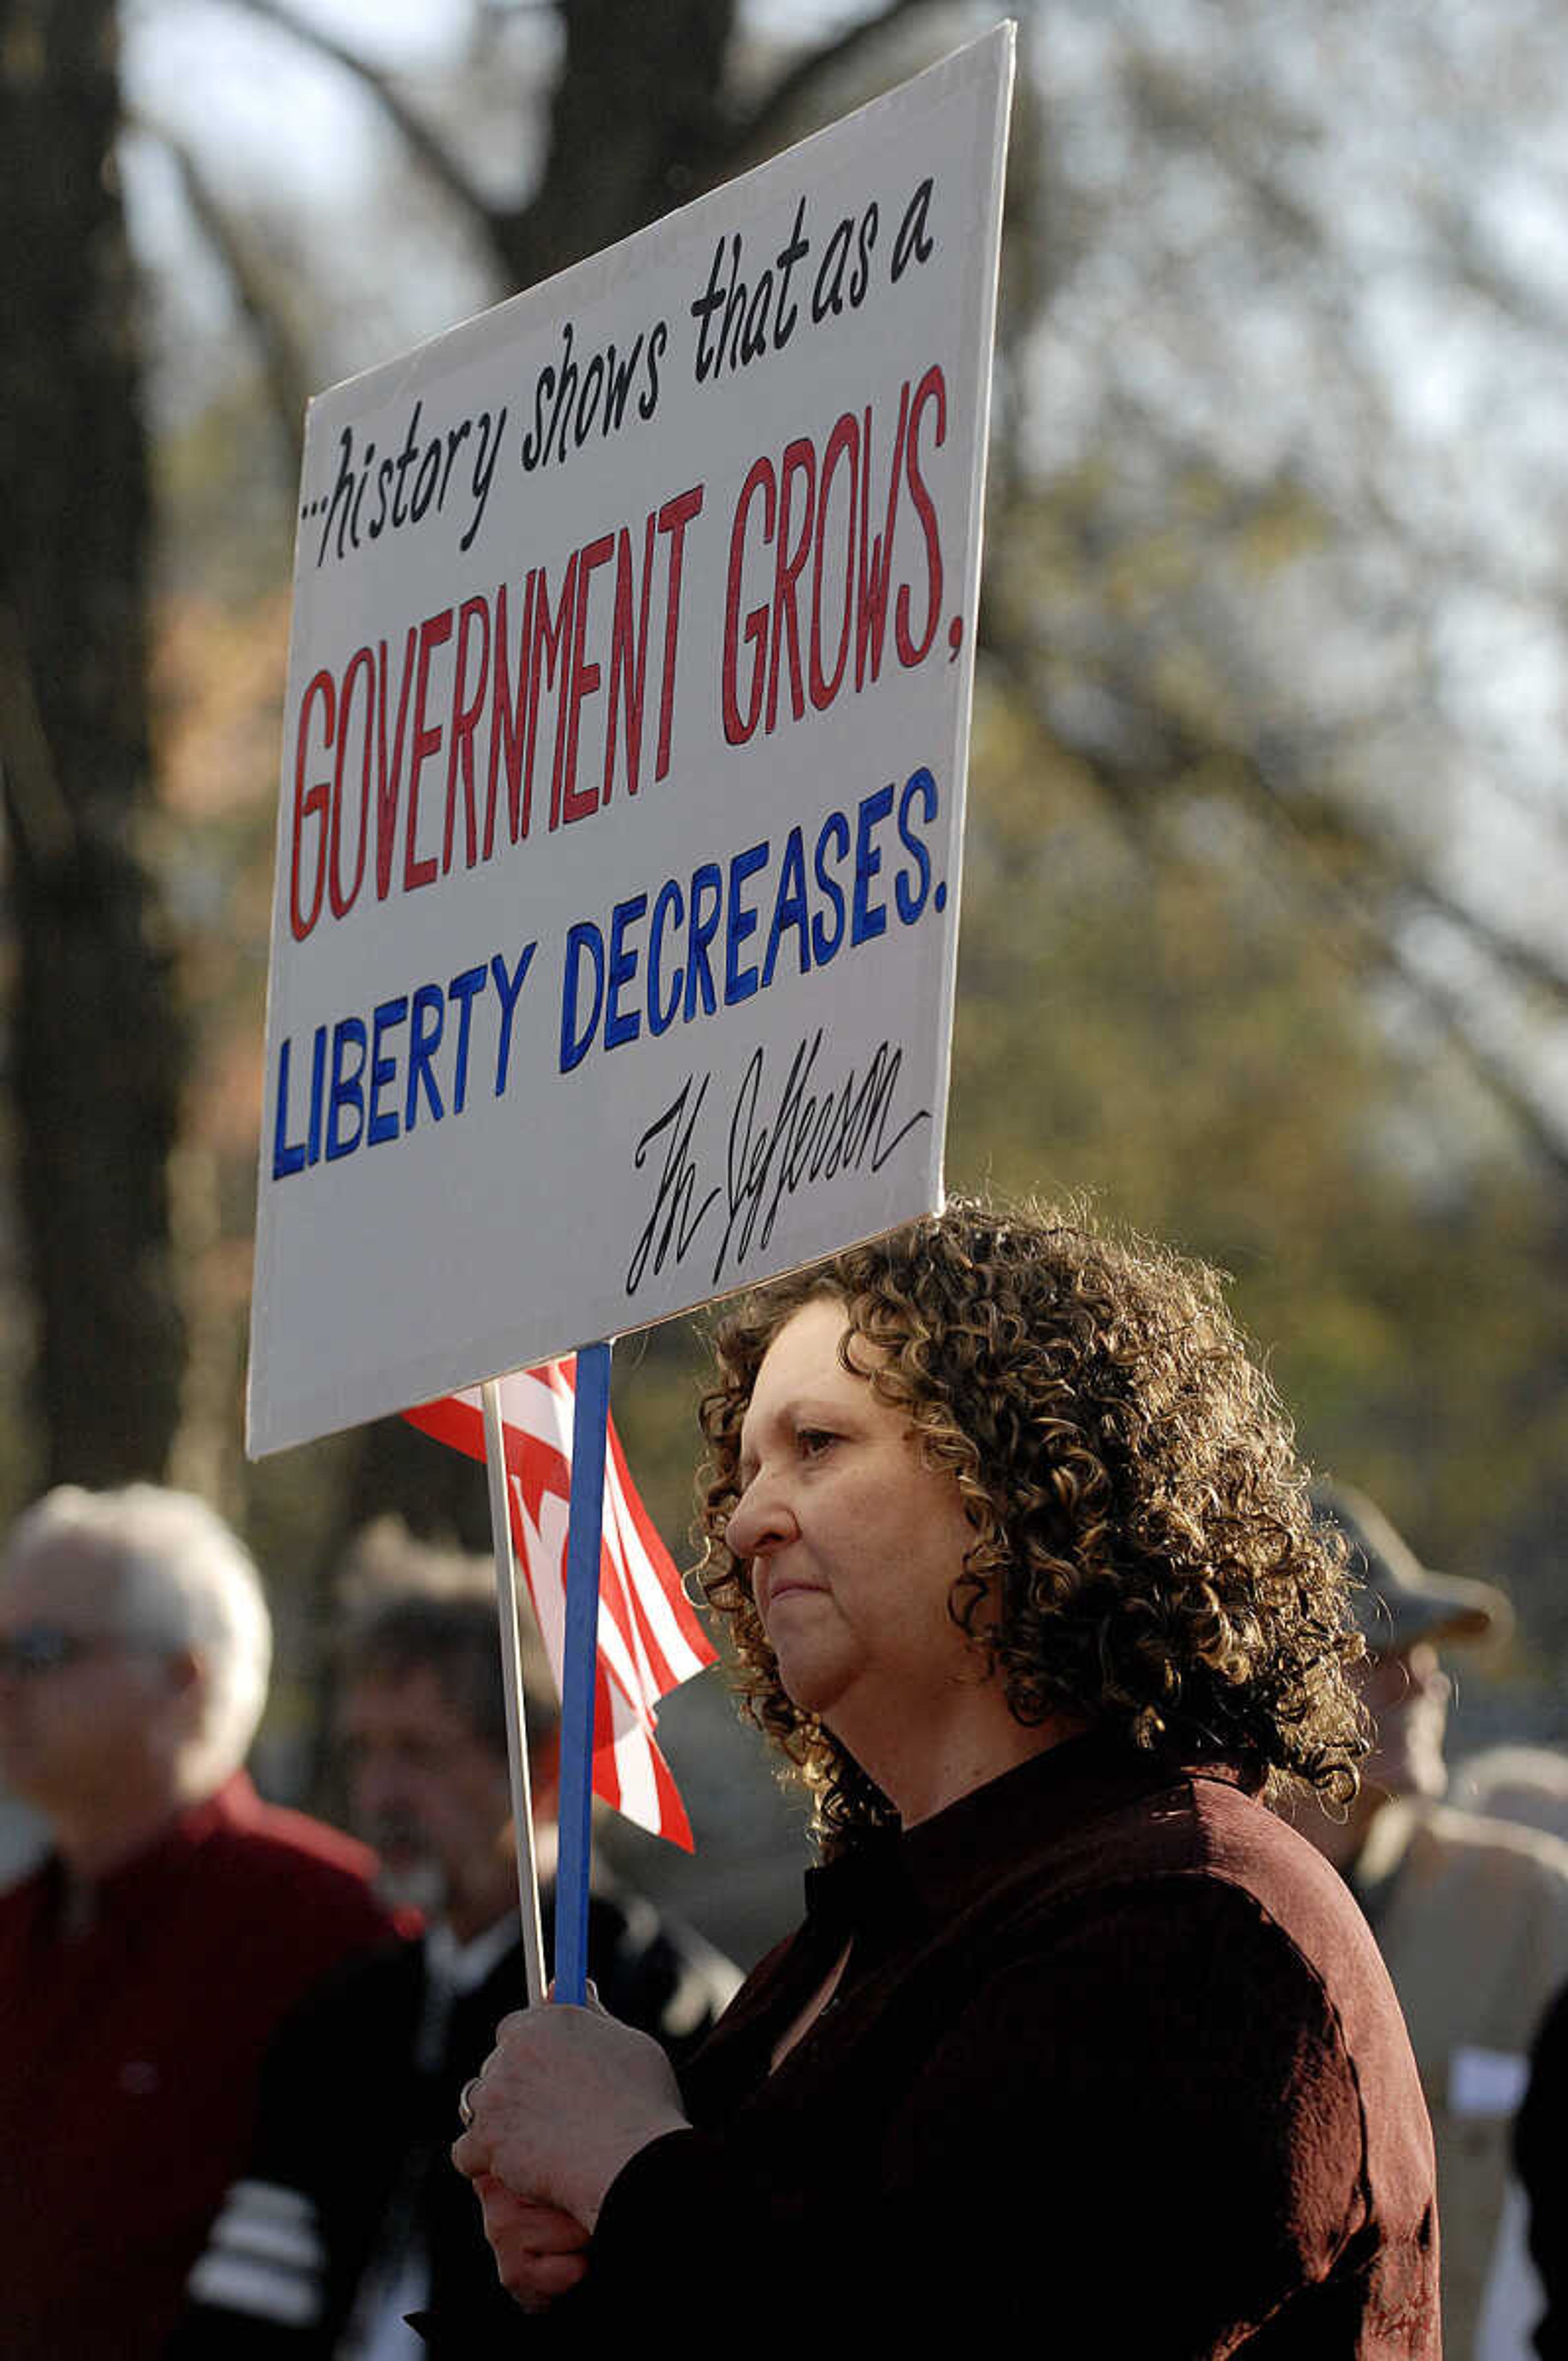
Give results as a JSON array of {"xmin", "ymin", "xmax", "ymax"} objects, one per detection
[{"xmin": 248, "ymin": 25, "xmax": 1014, "ymax": 1458}]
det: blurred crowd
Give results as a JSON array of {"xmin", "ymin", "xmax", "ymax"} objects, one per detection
[
  {"xmin": 0, "ymin": 1488, "xmax": 736, "ymax": 2361},
  {"xmin": 1300, "ymin": 1485, "xmax": 1568, "ymax": 2361},
  {"xmin": 1, "ymin": 1465, "xmax": 1566, "ymax": 2357}
]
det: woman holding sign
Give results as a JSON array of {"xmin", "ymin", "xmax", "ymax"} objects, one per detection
[{"xmin": 452, "ymin": 1200, "xmax": 1439, "ymax": 2353}]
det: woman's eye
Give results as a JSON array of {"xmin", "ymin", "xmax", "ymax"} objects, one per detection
[{"xmin": 797, "ymin": 1428, "xmax": 836, "ymax": 1459}]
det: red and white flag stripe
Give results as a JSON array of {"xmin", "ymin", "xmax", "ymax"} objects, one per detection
[{"xmin": 404, "ymin": 1360, "xmax": 713, "ymax": 1849}]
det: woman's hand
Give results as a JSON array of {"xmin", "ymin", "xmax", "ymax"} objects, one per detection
[
  {"xmin": 452, "ymin": 1999, "xmax": 690, "ymax": 2234},
  {"xmin": 470, "ymin": 2176, "xmax": 591, "ymax": 2312}
]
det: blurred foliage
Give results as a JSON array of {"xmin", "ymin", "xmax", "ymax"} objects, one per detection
[{"xmin": 4, "ymin": 0, "xmax": 1568, "ymax": 1839}]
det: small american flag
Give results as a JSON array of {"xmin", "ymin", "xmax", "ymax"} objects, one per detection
[{"xmin": 405, "ymin": 1361, "xmax": 714, "ymax": 1848}]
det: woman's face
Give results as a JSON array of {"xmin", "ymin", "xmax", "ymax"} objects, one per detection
[{"xmin": 724, "ymin": 1296, "xmax": 982, "ymax": 1759}]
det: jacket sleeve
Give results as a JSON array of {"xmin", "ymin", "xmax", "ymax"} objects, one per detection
[
  {"xmin": 169, "ymin": 1948, "xmax": 403, "ymax": 2358},
  {"xmin": 490, "ymin": 1880, "xmax": 1405, "ymax": 2354}
]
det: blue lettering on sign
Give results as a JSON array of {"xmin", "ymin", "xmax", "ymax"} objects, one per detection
[
  {"xmin": 327, "ymin": 1019, "xmax": 368, "ymax": 1161},
  {"xmin": 684, "ymin": 863, "xmax": 723, "ymax": 1022},
  {"xmin": 406, "ymin": 984, "xmax": 446, "ymax": 1127},
  {"xmin": 724, "ymin": 841, "xmax": 769, "ymax": 1004},
  {"xmin": 490, "ymin": 944, "xmax": 536, "ymax": 1092},
  {"xmin": 895, "ymin": 767, "xmax": 936, "ymax": 922},
  {"xmin": 648, "ymin": 879, "xmax": 684, "ymax": 1036},
  {"xmin": 447, "ymin": 965, "xmax": 487, "ymax": 1112},
  {"xmin": 270, "ymin": 942, "xmax": 539, "ymax": 1180},
  {"xmin": 812, "ymin": 811, "xmax": 849, "ymax": 962},
  {"xmin": 851, "ymin": 782, "xmax": 895, "ymax": 944},
  {"xmin": 605, "ymin": 895, "xmax": 647, "ymax": 1051},
  {"xmin": 559, "ymin": 924, "xmax": 605, "ymax": 1074},
  {"xmin": 368, "ymin": 997, "xmax": 408, "ymax": 1145},
  {"xmin": 267, "ymin": 764, "xmax": 947, "ymax": 1175},
  {"xmin": 762, "ymin": 826, "xmax": 811, "ymax": 990},
  {"xmin": 552, "ymin": 762, "xmax": 944, "ymax": 1074}
]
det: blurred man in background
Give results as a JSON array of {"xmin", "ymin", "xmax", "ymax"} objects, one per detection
[
  {"xmin": 0, "ymin": 1483, "xmax": 395, "ymax": 2361},
  {"xmin": 179, "ymin": 1523, "xmax": 737, "ymax": 2357},
  {"xmin": 1303, "ymin": 1483, "xmax": 1568, "ymax": 2361},
  {"xmin": 1515, "ymin": 1964, "xmax": 1568, "ymax": 2357},
  {"xmin": 1453, "ymin": 1744, "xmax": 1568, "ymax": 1849}
]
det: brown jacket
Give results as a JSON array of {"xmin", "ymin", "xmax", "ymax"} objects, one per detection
[{"xmin": 554, "ymin": 1736, "xmax": 1440, "ymax": 2354}]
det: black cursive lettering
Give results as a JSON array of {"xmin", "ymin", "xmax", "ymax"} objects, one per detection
[
  {"xmin": 621, "ymin": 1032, "xmax": 929, "ymax": 1300},
  {"xmin": 713, "ymin": 1029, "xmax": 928, "ymax": 1282},
  {"xmin": 625, "ymin": 1074, "xmax": 721, "ymax": 1295}
]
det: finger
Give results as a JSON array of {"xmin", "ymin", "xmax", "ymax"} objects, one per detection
[
  {"xmin": 477, "ymin": 2011, "xmax": 528, "ymax": 2071},
  {"xmin": 472, "ymin": 2174, "xmax": 587, "ymax": 2237},
  {"xmin": 482, "ymin": 2199, "xmax": 589, "ymax": 2257},
  {"xmin": 474, "ymin": 2177, "xmax": 592, "ymax": 2312},
  {"xmin": 514, "ymin": 2252, "xmax": 590, "ymax": 2300},
  {"xmin": 500, "ymin": 2251, "xmax": 590, "ymax": 2313},
  {"xmin": 543, "ymin": 1976, "xmax": 600, "ymax": 2007}
]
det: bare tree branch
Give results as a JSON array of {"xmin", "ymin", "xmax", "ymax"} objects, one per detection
[
  {"xmin": 214, "ymin": 0, "xmax": 491, "ymax": 228},
  {"xmin": 1386, "ymin": 875, "xmax": 1568, "ymax": 1012},
  {"xmin": 1320, "ymin": 885, "xmax": 1568, "ymax": 1192},
  {"xmin": 729, "ymin": 0, "xmax": 948, "ymax": 162},
  {"xmin": 131, "ymin": 114, "xmax": 309, "ymax": 479},
  {"xmin": 494, "ymin": 0, "xmax": 736, "ymax": 289},
  {"xmin": 1215, "ymin": 750, "xmax": 1568, "ymax": 1182},
  {"xmin": 982, "ymin": 603, "xmax": 1568, "ymax": 1185},
  {"xmin": 1196, "ymin": 731, "xmax": 1568, "ymax": 1016}
]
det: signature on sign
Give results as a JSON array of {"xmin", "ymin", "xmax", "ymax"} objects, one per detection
[{"xmin": 625, "ymin": 1030, "xmax": 929, "ymax": 1296}]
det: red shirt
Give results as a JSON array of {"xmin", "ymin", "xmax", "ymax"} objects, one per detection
[{"xmin": 0, "ymin": 1772, "xmax": 397, "ymax": 2358}]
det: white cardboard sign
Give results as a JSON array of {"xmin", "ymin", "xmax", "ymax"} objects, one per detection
[{"xmin": 248, "ymin": 26, "xmax": 1014, "ymax": 1457}]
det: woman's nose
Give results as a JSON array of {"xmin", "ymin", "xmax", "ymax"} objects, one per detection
[{"xmin": 726, "ymin": 1470, "xmax": 798, "ymax": 1562}]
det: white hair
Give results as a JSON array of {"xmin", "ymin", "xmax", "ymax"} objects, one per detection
[{"xmin": 2, "ymin": 1483, "xmax": 273, "ymax": 1785}]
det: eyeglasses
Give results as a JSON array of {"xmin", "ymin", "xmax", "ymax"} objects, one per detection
[{"xmin": 0, "ymin": 1625, "xmax": 126, "ymax": 1679}]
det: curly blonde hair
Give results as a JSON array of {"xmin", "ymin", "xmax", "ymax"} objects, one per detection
[{"xmin": 697, "ymin": 1197, "xmax": 1366, "ymax": 1851}]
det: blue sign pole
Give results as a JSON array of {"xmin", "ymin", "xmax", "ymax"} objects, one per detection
[{"xmin": 552, "ymin": 1338, "xmax": 612, "ymax": 2004}]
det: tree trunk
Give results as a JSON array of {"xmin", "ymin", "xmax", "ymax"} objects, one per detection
[
  {"xmin": 497, "ymin": 0, "xmax": 736, "ymax": 289},
  {"xmin": 0, "ymin": 0, "xmax": 186, "ymax": 1487}
]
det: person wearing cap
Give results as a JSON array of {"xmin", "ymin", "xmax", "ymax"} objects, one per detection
[{"xmin": 1303, "ymin": 1483, "xmax": 1568, "ymax": 2361}]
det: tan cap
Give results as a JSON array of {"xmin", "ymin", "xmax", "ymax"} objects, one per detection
[{"xmin": 1310, "ymin": 1481, "xmax": 1512, "ymax": 1657}]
